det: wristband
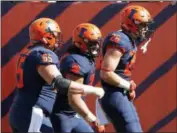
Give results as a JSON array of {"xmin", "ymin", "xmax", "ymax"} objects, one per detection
[
  {"xmin": 82, "ymin": 85, "xmax": 96, "ymax": 95},
  {"xmin": 85, "ymin": 112, "xmax": 97, "ymax": 122},
  {"xmin": 118, "ymin": 77, "xmax": 131, "ymax": 91}
]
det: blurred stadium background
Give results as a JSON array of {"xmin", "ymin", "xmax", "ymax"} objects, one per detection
[{"xmin": 1, "ymin": 1, "xmax": 176, "ymax": 132}]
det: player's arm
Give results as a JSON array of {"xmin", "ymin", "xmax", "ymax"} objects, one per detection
[
  {"xmin": 67, "ymin": 73, "xmax": 105, "ymax": 132},
  {"xmin": 100, "ymin": 48, "xmax": 136, "ymax": 92},
  {"xmin": 37, "ymin": 64, "xmax": 104, "ymax": 97},
  {"xmin": 65, "ymin": 73, "xmax": 97, "ymax": 123}
]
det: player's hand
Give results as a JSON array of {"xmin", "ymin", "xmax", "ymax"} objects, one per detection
[
  {"xmin": 128, "ymin": 90, "xmax": 136, "ymax": 101},
  {"xmin": 130, "ymin": 80, "xmax": 136, "ymax": 91},
  {"xmin": 94, "ymin": 87, "xmax": 105, "ymax": 99},
  {"xmin": 91, "ymin": 120, "xmax": 106, "ymax": 133}
]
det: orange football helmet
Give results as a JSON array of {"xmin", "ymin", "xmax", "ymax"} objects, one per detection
[
  {"xmin": 121, "ymin": 5, "xmax": 153, "ymax": 40},
  {"xmin": 72, "ymin": 23, "xmax": 102, "ymax": 58},
  {"xmin": 29, "ymin": 18, "xmax": 63, "ymax": 50}
]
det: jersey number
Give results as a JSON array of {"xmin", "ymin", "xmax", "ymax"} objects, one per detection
[
  {"xmin": 110, "ymin": 34, "xmax": 120, "ymax": 43},
  {"xmin": 16, "ymin": 49, "xmax": 31, "ymax": 88},
  {"xmin": 16, "ymin": 54, "xmax": 27, "ymax": 88}
]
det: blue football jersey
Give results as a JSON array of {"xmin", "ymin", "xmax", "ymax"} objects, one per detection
[
  {"xmin": 102, "ymin": 30, "xmax": 137, "ymax": 79},
  {"xmin": 13, "ymin": 45, "xmax": 58, "ymax": 109},
  {"xmin": 102, "ymin": 31, "xmax": 137, "ymax": 91},
  {"xmin": 52, "ymin": 50, "xmax": 95, "ymax": 115},
  {"xmin": 36, "ymin": 63, "xmax": 60, "ymax": 115}
]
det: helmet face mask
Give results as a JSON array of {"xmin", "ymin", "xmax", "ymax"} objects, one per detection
[
  {"xmin": 83, "ymin": 37, "xmax": 102, "ymax": 58},
  {"xmin": 135, "ymin": 21, "xmax": 153, "ymax": 41}
]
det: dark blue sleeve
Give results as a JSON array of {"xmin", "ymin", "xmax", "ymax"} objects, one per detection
[
  {"xmin": 35, "ymin": 50, "xmax": 58, "ymax": 66},
  {"xmin": 60, "ymin": 56, "xmax": 87, "ymax": 77},
  {"xmin": 104, "ymin": 33, "xmax": 128, "ymax": 54}
]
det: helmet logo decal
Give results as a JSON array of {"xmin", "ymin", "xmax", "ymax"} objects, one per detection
[
  {"xmin": 79, "ymin": 27, "xmax": 87, "ymax": 38},
  {"xmin": 129, "ymin": 9, "xmax": 137, "ymax": 20},
  {"xmin": 140, "ymin": 10, "xmax": 149, "ymax": 22},
  {"xmin": 46, "ymin": 20, "xmax": 57, "ymax": 33}
]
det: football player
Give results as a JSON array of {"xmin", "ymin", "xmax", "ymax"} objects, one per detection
[
  {"xmin": 51, "ymin": 23, "xmax": 105, "ymax": 133},
  {"xmin": 100, "ymin": 5, "xmax": 153, "ymax": 132},
  {"xmin": 8, "ymin": 18, "xmax": 104, "ymax": 132}
]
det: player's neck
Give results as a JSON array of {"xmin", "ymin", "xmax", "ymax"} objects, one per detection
[{"xmin": 121, "ymin": 30, "xmax": 137, "ymax": 48}]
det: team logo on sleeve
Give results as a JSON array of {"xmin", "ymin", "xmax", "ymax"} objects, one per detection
[
  {"xmin": 71, "ymin": 63, "xmax": 80, "ymax": 74},
  {"xmin": 110, "ymin": 34, "xmax": 120, "ymax": 43},
  {"xmin": 42, "ymin": 53, "xmax": 53, "ymax": 63}
]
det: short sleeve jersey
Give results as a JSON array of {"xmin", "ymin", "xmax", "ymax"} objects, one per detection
[
  {"xmin": 13, "ymin": 45, "xmax": 58, "ymax": 108},
  {"xmin": 52, "ymin": 53, "xmax": 95, "ymax": 114}
]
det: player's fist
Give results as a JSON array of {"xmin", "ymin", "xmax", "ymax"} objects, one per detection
[
  {"xmin": 130, "ymin": 80, "xmax": 136, "ymax": 91},
  {"xmin": 91, "ymin": 120, "xmax": 106, "ymax": 133},
  {"xmin": 128, "ymin": 90, "xmax": 136, "ymax": 101}
]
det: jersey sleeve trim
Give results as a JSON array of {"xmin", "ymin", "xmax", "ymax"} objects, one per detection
[{"xmin": 106, "ymin": 45, "xmax": 126, "ymax": 55}]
